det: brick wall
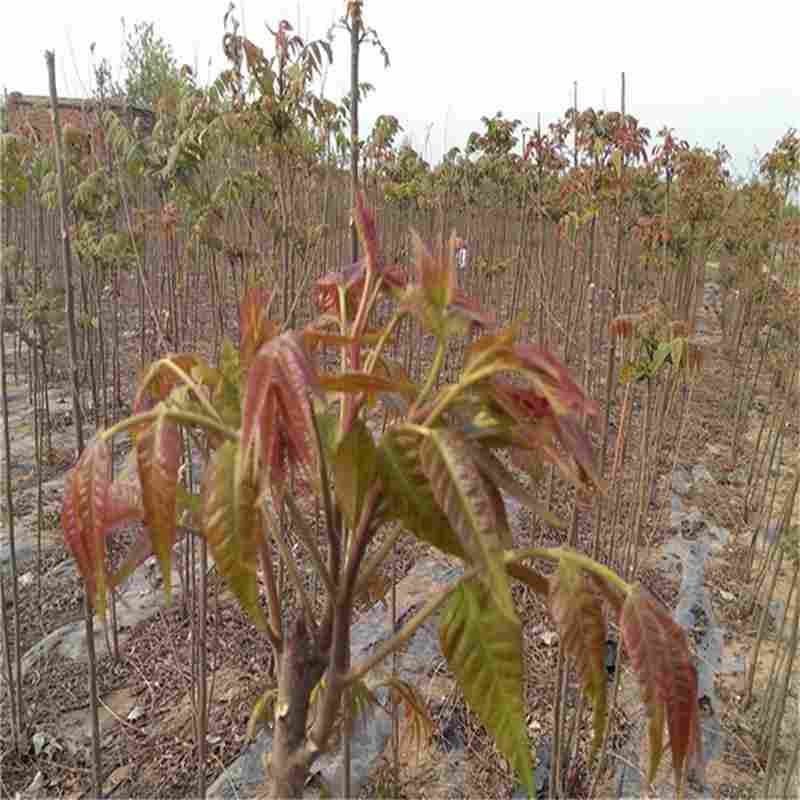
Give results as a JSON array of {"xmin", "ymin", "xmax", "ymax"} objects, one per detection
[{"xmin": 6, "ymin": 92, "xmax": 153, "ymax": 160}]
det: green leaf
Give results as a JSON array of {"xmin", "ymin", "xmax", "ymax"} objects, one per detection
[
  {"xmin": 440, "ymin": 580, "xmax": 533, "ymax": 796},
  {"xmin": 420, "ymin": 428, "xmax": 515, "ymax": 621},
  {"xmin": 651, "ymin": 341, "xmax": 673, "ymax": 374},
  {"xmin": 201, "ymin": 440, "xmax": 268, "ymax": 631},
  {"xmin": 671, "ymin": 337, "xmax": 686, "ymax": 370},
  {"xmin": 333, "ymin": 419, "xmax": 378, "ymax": 527},
  {"xmin": 246, "ymin": 685, "xmax": 278, "ymax": 742},
  {"xmin": 376, "ymin": 428, "xmax": 464, "ymax": 558},
  {"xmin": 216, "ymin": 338, "xmax": 242, "ymax": 430}
]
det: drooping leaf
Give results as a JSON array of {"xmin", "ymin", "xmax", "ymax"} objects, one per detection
[
  {"xmin": 240, "ymin": 332, "xmax": 319, "ymax": 498},
  {"xmin": 376, "ymin": 428, "xmax": 464, "ymax": 559},
  {"xmin": 202, "ymin": 440, "xmax": 268, "ymax": 631},
  {"xmin": 419, "ymin": 428, "xmax": 515, "ymax": 621},
  {"xmin": 548, "ymin": 561, "xmax": 608, "ymax": 758},
  {"xmin": 215, "ymin": 338, "xmax": 243, "ymax": 431},
  {"xmin": 468, "ymin": 442, "xmax": 566, "ymax": 531},
  {"xmin": 333, "ymin": 419, "xmax": 379, "ymax": 527},
  {"xmin": 440, "ymin": 580, "xmax": 533, "ymax": 796},
  {"xmin": 137, "ymin": 404, "xmax": 182, "ymax": 604},
  {"xmin": 61, "ymin": 436, "xmax": 112, "ymax": 615},
  {"xmin": 375, "ymin": 676, "xmax": 436, "ymax": 759},
  {"xmin": 620, "ymin": 585, "xmax": 703, "ymax": 796}
]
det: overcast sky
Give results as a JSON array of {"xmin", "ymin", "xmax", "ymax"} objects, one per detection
[{"xmin": 3, "ymin": 0, "xmax": 799, "ymax": 177}]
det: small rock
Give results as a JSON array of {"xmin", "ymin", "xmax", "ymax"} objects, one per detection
[
  {"xmin": 540, "ymin": 631, "xmax": 558, "ymax": 646},
  {"xmin": 127, "ymin": 705, "xmax": 146, "ymax": 722},
  {"xmin": 32, "ymin": 731, "xmax": 48, "ymax": 756},
  {"xmin": 671, "ymin": 465, "xmax": 693, "ymax": 496},
  {"xmin": 19, "ymin": 571, "xmax": 35, "ymax": 588},
  {"xmin": 719, "ymin": 590, "xmax": 735, "ymax": 602}
]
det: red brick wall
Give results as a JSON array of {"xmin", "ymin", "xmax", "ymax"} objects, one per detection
[{"xmin": 6, "ymin": 93, "xmax": 153, "ymax": 161}]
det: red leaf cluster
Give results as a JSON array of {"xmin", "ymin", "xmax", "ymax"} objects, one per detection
[
  {"xmin": 240, "ymin": 332, "xmax": 321, "ymax": 499},
  {"xmin": 313, "ymin": 193, "xmax": 406, "ymax": 316}
]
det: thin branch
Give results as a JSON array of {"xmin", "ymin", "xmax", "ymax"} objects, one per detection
[
  {"xmin": 343, "ymin": 562, "xmax": 482, "ymax": 687},
  {"xmin": 351, "ymin": 526, "xmax": 404, "ymax": 599},
  {"xmin": 255, "ymin": 513, "xmax": 283, "ymax": 652}
]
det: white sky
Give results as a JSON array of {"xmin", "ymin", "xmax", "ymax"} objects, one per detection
[{"xmin": 3, "ymin": 0, "xmax": 799, "ymax": 177}]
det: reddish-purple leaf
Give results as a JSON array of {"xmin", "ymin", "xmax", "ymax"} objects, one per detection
[
  {"xmin": 137, "ymin": 404, "xmax": 182, "ymax": 604},
  {"xmin": 240, "ymin": 333, "xmax": 320, "ymax": 499},
  {"xmin": 620, "ymin": 585, "xmax": 704, "ymax": 795},
  {"xmin": 548, "ymin": 561, "xmax": 608, "ymax": 757},
  {"xmin": 61, "ymin": 436, "xmax": 112, "ymax": 614},
  {"xmin": 354, "ymin": 191, "xmax": 383, "ymax": 279}
]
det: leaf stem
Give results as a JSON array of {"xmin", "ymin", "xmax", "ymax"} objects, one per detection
[
  {"xmin": 507, "ymin": 546, "xmax": 632, "ymax": 597},
  {"xmin": 254, "ymin": 517, "xmax": 283, "ymax": 652},
  {"xmin": 363, "ymin": 309, "xmax": 407, "ymax": 375},
  {"xmin": 351, "ymin": 527, "xmax": 404, "ymax": 599},
  {"xmin": 422, "ymin": 362, "xmax": 502, "ymax": 427},
  {"xmin": 101, "ymin": 408, "xmax": 238, "ymax": 444},
  {"xmin": 412, "ymin": 338, "xmax": 447, "ymax": 416},
  {"xmin": 138, "ymin": 358, "xmax": 222, "ymax": 424}
]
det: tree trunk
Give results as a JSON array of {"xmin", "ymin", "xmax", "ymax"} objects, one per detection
[
  {"xmin": 349, "ymin": 5, "xmax": 361, "ymax": 263},
  {"xmin": 267, "ymin": 617, "xmax": 326, "ymax": 799}
]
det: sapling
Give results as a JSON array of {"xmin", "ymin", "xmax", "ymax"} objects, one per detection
[{"xmin": 61, "ymin": 194, "xmax": 704, "ymax": 799}]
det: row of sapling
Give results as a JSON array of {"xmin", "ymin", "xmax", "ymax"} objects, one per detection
[
  {"xmin": 61, "ymin": 194, "xmax": 705, "ymax": 799},
  {"xmin": 3, "ymin": 12, "xmax": 798, "ymax": 796}
]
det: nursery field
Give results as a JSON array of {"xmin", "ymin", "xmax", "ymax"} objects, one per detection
[{"xmin": 1, "ymin": 8, "xmax": 799, "ymax": 800}]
